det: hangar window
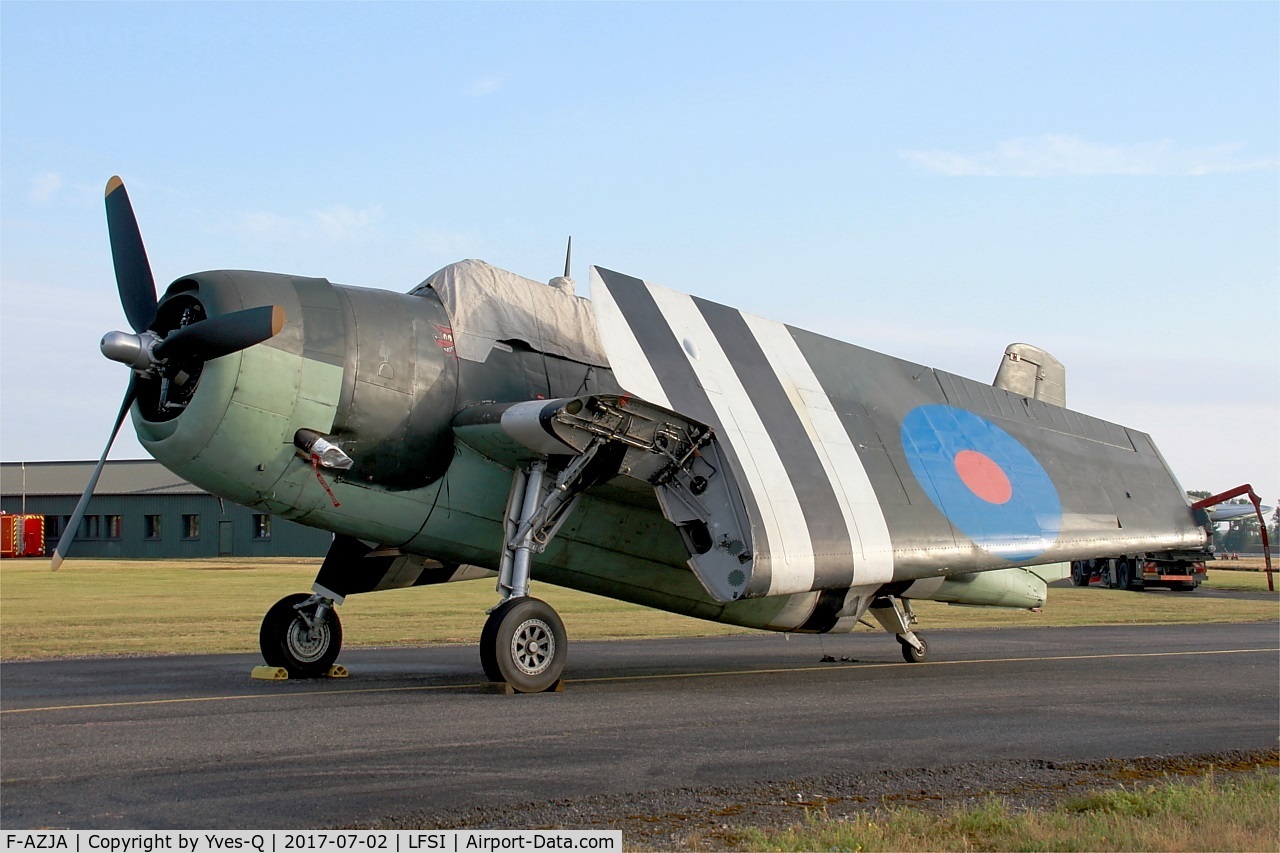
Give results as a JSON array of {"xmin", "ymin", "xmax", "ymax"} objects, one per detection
[
  {"xmin": 145, "ymin": 515, "xmax": 162, "ymax": 540},
  {"xmin": 182, "ymin": 514, "xmax": 200, "ymax": 540},
  {"xmin": 105, "ymin": 515, "xmax": 122, "ymax": 539},
  {"xmin": 252, "ymin": 514, "xmax": 272, "ymax": 540},
  {"xmin": 80, "ymin": 515, "xmax": 101, "ymax": 539}
]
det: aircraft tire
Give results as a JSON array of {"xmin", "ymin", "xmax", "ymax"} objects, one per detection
[
  {"xmin": 898, "ymin": 634, "xmax": 928, "ymax": 663},
  {"xmin": 259, "ymin": 593, "xmax": 342, "ymax": 678},
  {"xmin": 480, "ymin": 597, "xmax": 566, "ymax": 692},
  {"xmin": 1070, "ymin": 562, "xmax": 1089, "ymax": 586}
]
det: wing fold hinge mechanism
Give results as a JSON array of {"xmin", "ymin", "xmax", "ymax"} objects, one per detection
[{"xmin": 454, "ymin": 394, "xmax": 756, "ymax": 602}]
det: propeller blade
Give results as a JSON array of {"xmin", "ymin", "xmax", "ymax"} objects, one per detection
[
  {"xmin": 154, "ymin": 305, "xmax": 285, "ymax": 363},
  {"xmin": 51, "ymin": 378, "xmax": 138, "ymax": 572},
  {"xmin": 105, "ymin": 176, "xmax": 158, "ymax": 334}
]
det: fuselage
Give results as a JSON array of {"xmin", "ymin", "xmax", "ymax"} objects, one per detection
[{"xmin": 133, "ymin": 261, "xmax": 1207, "ymax": 633}]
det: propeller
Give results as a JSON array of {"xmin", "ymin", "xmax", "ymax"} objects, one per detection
[
  {"xmin": 50, "ymin": 378, "xmax": 137, "ymax": 572},
  {"xmin": 52, "ymin": 177, "xmax": 286, "ymax": 571},
  {"xmin": 104, "ymin": 176, "xmax": 158, "ymax": 334},
  {"xmin": 154, "ymin": 304, "xmax": 285, "ymax": 362}
]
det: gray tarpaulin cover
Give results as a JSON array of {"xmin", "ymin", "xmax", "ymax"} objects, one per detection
[{"xmin": 413, "ymin": 259, "xmax": 608, "ymax": 366}]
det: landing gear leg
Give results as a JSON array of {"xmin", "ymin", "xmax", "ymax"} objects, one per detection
[
  {"xmin": 869, "ymin": 595, "xmax": 928, "ymax": 663},
  {"xmin": 483, "ymin": 458, "xmax": 585, "ymax": 692}
]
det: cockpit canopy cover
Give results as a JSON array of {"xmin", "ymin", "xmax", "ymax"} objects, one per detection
[{"xmin": 414, "ymin": 259, "xmax": 609, "ymax": 366}]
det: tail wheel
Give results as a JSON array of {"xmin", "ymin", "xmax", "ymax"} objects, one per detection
[
  {"xmin": 481, "ymin": 597, "xmax": 567, "ymax": 692},
  {"xmin": 260, "ymin": 593, "xmax": 342, "ymax": 678},
  {"xmin": 897, "ymin": 634, "xmax": 928, "ymax": 663}
]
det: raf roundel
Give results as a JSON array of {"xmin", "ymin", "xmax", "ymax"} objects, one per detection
[{"xmin": 900, "ymin": 405, "xmax": 1062, "ymax": 562}]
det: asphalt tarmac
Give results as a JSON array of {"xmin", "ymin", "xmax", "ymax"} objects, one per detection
[{"xmin": 2, "ymin": 622, "xmax": 1276, "ymax": 829}]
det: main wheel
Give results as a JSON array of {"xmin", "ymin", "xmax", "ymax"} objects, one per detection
[
  {"xmin": 260, "ymin": 593, "xmax": 342, "ymax": 678},
  {"xmin": 480, "ymin": 597, "xmax": 567, "ymax": 692},
  {"xmin": 1070, "ymin": 561, "xmax": 1089, "ymax": 586},
  {"xmin": 897, "ymin": 634, "xmax": 928, "ymax": 663}
]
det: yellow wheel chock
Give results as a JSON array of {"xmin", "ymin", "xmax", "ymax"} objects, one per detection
[{"xmin": 250, "ymin": 664, "xmax": 349, "ymax": 680}]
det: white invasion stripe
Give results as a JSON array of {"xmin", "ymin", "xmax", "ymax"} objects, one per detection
[
  {"xmin": 647, "ymin": 284, "xmax": 816, "ymax": 596},
  {"xmin": 742, "ymin": 313, "xmax": 895, "ymax": 585},
  {"xmin": 588, "ymin": 267, "xmax": 671, "ymax": 409}
]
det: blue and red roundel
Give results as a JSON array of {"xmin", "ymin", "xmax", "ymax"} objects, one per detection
[{"xmin": 900, "ymin": 405, "xmax": 1061, "ymax": 562}]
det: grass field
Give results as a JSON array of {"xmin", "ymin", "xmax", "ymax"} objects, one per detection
[
  {"xmin": 733, "ymin": 769, "xmax": 1279, "ymax": 852},
  {"xmin": 1203, "ymin": 557, "xmax": 1277, "ymax": 590},
  {"xmin": 1, "ymin": 557, "xmax": 1274, "ymax": 660}
]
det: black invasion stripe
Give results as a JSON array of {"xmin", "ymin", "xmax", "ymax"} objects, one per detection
[
  {"xmin": 595, "ymin": 268, "xmax": 717, "ymax": 424},
  {"xmin": 595, "ymin": 268, "xmax": 772, "ymax": 582},
  {"xmin": 797, "ymin": 587, "xmax": 847, "ymax": 633},
  {"xmin": 694, "ymin": 297, "xmax": 855, "ymax": 589}
]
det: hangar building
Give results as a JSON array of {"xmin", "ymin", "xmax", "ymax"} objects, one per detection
[{"xmin": 0, "ymin": 460, "xmax": 331, "ymax": 559}]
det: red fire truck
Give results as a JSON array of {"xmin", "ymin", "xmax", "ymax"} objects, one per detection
[{"xmin": 0, "ymin": 512, "xmax": 45, "ymax": 558}]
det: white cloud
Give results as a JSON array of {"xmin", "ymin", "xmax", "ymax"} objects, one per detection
[
  {"xmin": 462, "ymin": 76, "xmax": 504, "ymax": 97},
  {"xmin": 239, "ymin": 210, "xmax": 299, "ymax": 241},
  {"xmin": 237, "ymin": 205, "xmax": 384, "ymax": 242},
  {"xmin": 311, "ymin": 204, "xmax": 384, "ymax": 239},
  {"xmin": 902, "ymin": 135, "xmax": 1279, "ymax": 177},
  {"xmin": 28, "ymin": 171, "xmax": 65, "ymax": 203},
  {"xmin": 412, "ymin": 227, "xmax": 479, "ymax": 258}
]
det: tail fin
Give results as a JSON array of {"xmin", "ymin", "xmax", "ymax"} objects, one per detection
[{"xmin": 993, "ymin": 343, "xmax": 1066, "ymax": 407}]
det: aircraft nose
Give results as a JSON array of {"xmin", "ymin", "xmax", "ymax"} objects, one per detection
[{"xmin": 133, "ymin": 270, "xmax": 338, "ymax": 508}]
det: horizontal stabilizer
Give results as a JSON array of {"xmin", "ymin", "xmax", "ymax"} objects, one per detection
[
  {"xmin": 1208, "ymin": 503, "xmax": 1272, "ymax": 522},
  {"xmin": 993, "ymin": 343, "xmax": 1066, "ymax": 407}
]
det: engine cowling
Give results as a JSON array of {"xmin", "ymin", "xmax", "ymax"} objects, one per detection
[{"xmin": 135, "ymin": 270, "xmax": 459, "ymax": 514}]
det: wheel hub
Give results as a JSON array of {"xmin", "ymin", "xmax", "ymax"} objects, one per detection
[
  {"xmin": 511, "ymin": 618, "xmax": 554, "ymax": 676},
  {"xmin": 286, "ymin": 618, "xmax": 329, "ymax": 663}
]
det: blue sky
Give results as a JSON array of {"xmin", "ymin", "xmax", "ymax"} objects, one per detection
[{"xmin": 2, "ymin": 2, "xmax": 1277, "ymax": 507}]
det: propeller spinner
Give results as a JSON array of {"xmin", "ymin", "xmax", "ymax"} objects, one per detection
[{"xmin": 51, "ymin": 178, "xmax": 285, "ymax": 571}]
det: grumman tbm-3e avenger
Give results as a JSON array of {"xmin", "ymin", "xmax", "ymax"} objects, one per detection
[{"xmin": 54, "ymin": 177, "xmax": 1213, "ymax": 692}]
